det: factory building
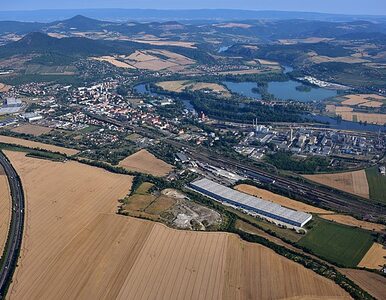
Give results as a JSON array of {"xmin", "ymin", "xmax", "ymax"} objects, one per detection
[{"xmin": 190, "ymin": 178, "xmax": 312, "ymax": 227}]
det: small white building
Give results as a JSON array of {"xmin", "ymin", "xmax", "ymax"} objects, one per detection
[{"xmin": 21, "ymin": 112, "xmax": 43, "ymax": 122}]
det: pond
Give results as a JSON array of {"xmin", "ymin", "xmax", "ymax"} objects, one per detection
[
  {"xmin": 223, "ymin": 80, "xmax": 338, "ymax": 102},
  {"xmin": 134, "ymin": 83, "xmax": 196, "ymax": 113}
]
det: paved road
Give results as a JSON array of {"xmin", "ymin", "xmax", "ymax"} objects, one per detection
[{"xmin": 0, "ymin": 152, "xmax": 25, "ymax": 299}]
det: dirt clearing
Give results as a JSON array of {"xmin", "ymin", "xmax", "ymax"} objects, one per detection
[
  {"xmin": 119, "ymin": 149, "xmax": 173, "ymax": 177},
  {"xmin": 11, "ymin": 124, "xmax": 52, "ymax": 136},
  {"xmin": 0, "ymin": 135, "xmax": 79, "ymax": 156},
  {"xmin": 358, "ymin": 243, "xmax": 386, "ymax": 269},
  {"xmin": 0, "ymin": 166, "xmax": 11, "ymax": 258},
  {"xmin": 304, "ymin": 170, "xmax": 369, "ymax": 199}
]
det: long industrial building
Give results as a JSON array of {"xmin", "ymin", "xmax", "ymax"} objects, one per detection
[{"xmin": 190, "ymin": 178, "xmax": 312, "ymax": 227}]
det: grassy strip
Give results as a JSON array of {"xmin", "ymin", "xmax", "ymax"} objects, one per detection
[{"xmin": 366, "ymin": 167, "xmax": 386, "ymax": 205}]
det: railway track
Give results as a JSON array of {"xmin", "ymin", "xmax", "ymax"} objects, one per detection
[
  {"xmin": 187, "ymin": 149, "xmax": 386, "ymax": 220},
  {"xmin": 84, "ymin": 112, "xmax": 386, "ymax": 221}
]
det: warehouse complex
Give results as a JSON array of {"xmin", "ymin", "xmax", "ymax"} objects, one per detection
[{"xmin": 190, "ymin": 178, "xmax": 312, "ymax": 227}]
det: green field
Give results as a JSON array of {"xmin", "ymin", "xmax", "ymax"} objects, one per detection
[
  {"xmin": 366, "ymin": 167, "xmax": 386, "ymax": 204},
  {"xmin": 298, "ymin": 218, "xmax": 374, "ymax": 267}
]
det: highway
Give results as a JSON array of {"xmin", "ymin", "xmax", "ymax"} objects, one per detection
[{"xmin": 0, "ymin": 152, "xmax": 25, "ymax": 299}]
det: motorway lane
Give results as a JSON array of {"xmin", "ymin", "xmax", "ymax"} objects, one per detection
[{"xmin": 0, "ymin": 152, "xmax": 25, "ymax": 298}]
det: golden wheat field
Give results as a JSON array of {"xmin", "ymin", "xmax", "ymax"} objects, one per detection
[
  {"xmin": 339, "ymin": 269, "xmax": 386, "ymax": 300},
  {"xmin": 0, "ymin": 83, "xmax": 11, "ymax": 92},
  {"xmin": 358, "ymin": 243, "xmax": 386, "ymax": 270},
  {"xmin": 0, "ymin": 135, "xmax": 79, "ymax": 156},
  {"xmin": 337, "ymin": 111, "xmax": 386, "ymax": 125},
  {"xmin": 4, "ymin": 151, "xmax": 350, "ymax": 300},
  {"xmin": 11, "ymin": 124, "xmax": 52, "ymax": 136},
  {"xmin": 118, "ymin": 149, "xmax": 173, "ymax": 177},
  {"xmin": 0, "ymin": 166, "xmax": 11, "ymax": 258},
  {"xmin": 92, "ymin": 56, "xmax": 136, "ymax": 69},
  {"xmin": 304, "ymin": 170, "xmax": 369, "ymax": 199},
  {"xmin": 5, "ymin": 151, "xmax": 133, "ymax": 299}
]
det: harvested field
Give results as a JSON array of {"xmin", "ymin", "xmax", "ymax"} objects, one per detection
[
  {"xmin": 0, "ymin": 83, "xmax": 11, "ymax": 92},
  {"xmin": 358, "ymin": 243, "xmax": 386, "ymax": 269},
  {"xmin": 337, "ymin": 111, "xmax": 386, "ymax": 125},
  {"xmin": 0, "ymin": 135, "xmax": 79, "ymax": 156},
  {"xmin": 0, "ymin": 166, "xmax": 11, "ymax": 258},
  {"xmin": 5, "ymin": 151, "xmax": 134, "ymax": 299},
  {"xmin": 119, "ymin": 149, "xmax": 173, "ymax": 177},
  {"xmin": 215, "ymin": 23, "xmax": 252, "ymax": 28},
  {"xmin": 123, "ymin": 50, "xmax": 194, "ymax": 71},
  {"xmin": 92, "ymin": 56, "xmax": 135, "ymax": 69},
  {"xmin": 234, "ymin": 184, "xmax": 329, "ymax": 214},
  {"xmin": 309, "ymin": 55, "xmax": 369, "ymax": 64},
  {"xmin": 216, "ymin": 69, "xmax": 278, "ymax": 75},
  {"xmin": 5, "ymin": 151, "xmax": 350, "ymax": 299},
  {"xmin": 339, "ymin": 269, "xmax": 386, "ymax": 300},
  {"xmin": 319, "ymin": 214, "xmax": 385, "ymax": 232},
  {"xmin": 11, "ymin": 124, "xmax": 52, "ymax": 136},
  {"xmin": 117, "ymin": 226, "xmax": 349, "ymax": 300},
  {"xmin": 129, "ymin": 39, "xmax": 196, "ymax": 49},
  {"xmin": 147, "ymin": 50, "xmax": 195, "ymax": 65},
  {"xmin": 304, "ymin": 170, "xmax": 369, "ymax": 199},
  {"xmin": 360, "ymin": 101, "xmax": 383, "ymax": 108},
  {"xmin": 339, "ymin": 94, "xmax": 385, "ymax": 107}
]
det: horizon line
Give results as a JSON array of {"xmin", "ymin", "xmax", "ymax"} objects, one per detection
[{"xmin": 0, "ymin": 8, "xmax": 385, "ymax": 17}]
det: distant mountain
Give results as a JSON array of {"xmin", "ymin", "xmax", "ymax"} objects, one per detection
[
  {"xmin": 0, "ymin": 9, "xmax": 385, "ymax": 23},
  {"xmin": 45, "ymin": 15, "xmax": 114, "ymax": 31},
  {"xmin": 0, "ymin": 21, "xmax": 45, "ymax": 35},
  {"xmin": 0, "ymin": 32, "xmax": 123, "ymax": 57},
  {"xmin": 0, "ymin": 32, "xmax": 215, "ymax": 65}
]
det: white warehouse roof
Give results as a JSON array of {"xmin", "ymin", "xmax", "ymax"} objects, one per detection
[{"xmin": 191, "ymin": 178, "xmax": 312, "ymax": 227}]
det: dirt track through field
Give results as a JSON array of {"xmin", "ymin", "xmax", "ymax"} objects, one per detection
[{"xmin": 5, "ymin": 151, "xmax": 350, "ymax": 300}]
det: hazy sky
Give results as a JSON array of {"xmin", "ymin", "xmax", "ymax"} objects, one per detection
[{"xmin": 0, "ymin": 0, "xmax": 384, "ymax": 15}]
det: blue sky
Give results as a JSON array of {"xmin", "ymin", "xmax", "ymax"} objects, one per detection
[{"xmin": 1, "ymin": 0, "xmax": 385, "ymax": 15}]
